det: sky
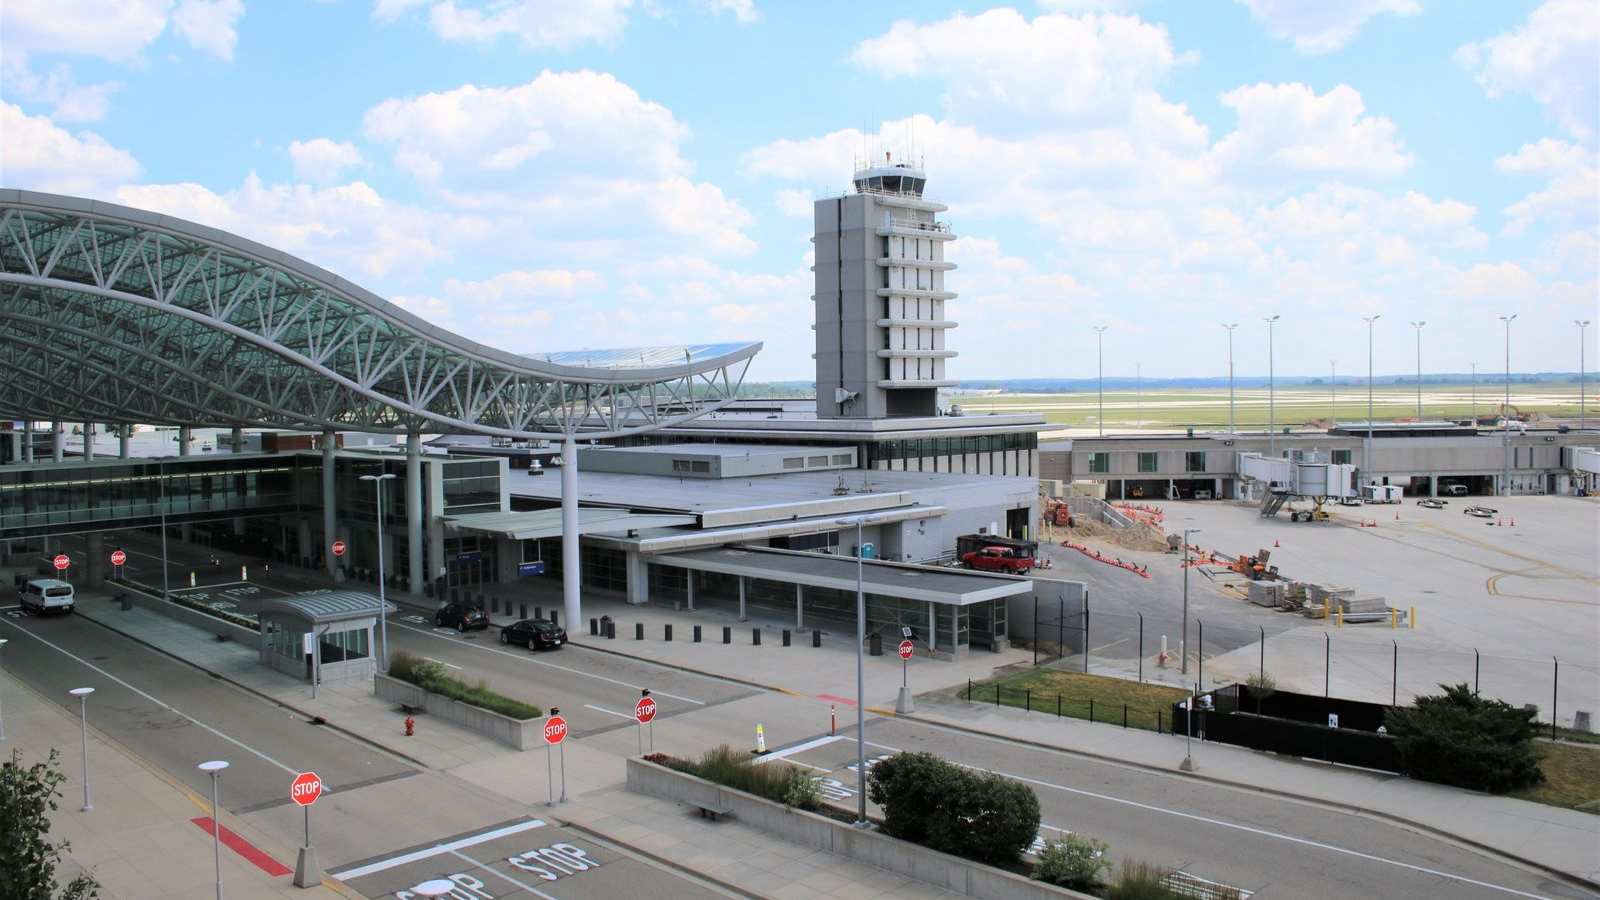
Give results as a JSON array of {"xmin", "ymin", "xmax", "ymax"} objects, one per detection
[{"xmin": 1, "ymin": 0, "xmax": 1596, "ymax": 385}]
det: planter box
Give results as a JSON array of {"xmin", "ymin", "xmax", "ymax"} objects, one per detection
[
  {"xmin": 375, "ymin": 673, "xmax": 542, "ymax": 750},
  {"xmin": 626, "ymin": 757, "xmax": 1094, "ymax": 900}
]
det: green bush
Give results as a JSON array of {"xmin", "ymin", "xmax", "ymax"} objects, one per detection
[
  {"xmin": 1105, "ymin": 861, "xmax": 1181, "ymax": 900},
  {"xmin": 388, "ymin": 651, "xmax": 542, "ymax": 719},
  {"xmin": 1384, "ymin": 683, "xmax": 1543, "ymax": 793},
  {"xmin": 867, "ymin": 751, "xmax": 1041, "ymax": 865},
  {"xmin": 675, "ymin": 745, "xmax": 821, "ymax": 811},
  {"xmin": 1032, "ymin": 834, "xmax": 1111, "ymax": 890}
]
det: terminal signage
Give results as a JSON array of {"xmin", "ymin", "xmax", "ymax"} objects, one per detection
[{"xmin": 518, "ymin": 561, "xmax": 547, "ymax": 577}]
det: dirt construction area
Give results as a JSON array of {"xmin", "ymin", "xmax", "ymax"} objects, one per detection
[{"xmin": 1035, "ymin": 494, "xmax": 1600, "ymax": 729}]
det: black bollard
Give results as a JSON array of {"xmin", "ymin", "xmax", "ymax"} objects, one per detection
[
  {"xmin": 723, "ymin": 626, "xmax": 731, "ymax": 644},
  {"xmin": 812, "ymin": 629, "xmax": 822, "ymax": 648},
  {"xmin": 535, "ymin": 606, "xmax": 543, "ymax": 620},
  {"xmin": 606, "ymin": 620, "xmax": 616, "ymax": 639},
  {"xmin": 520, "ymin": 603, "xmax": 527, "ymax": 620},
  {"xmin": 752, "ymin": 627, "xmax": 761, "ymax": 646},
  {"xmin": 636, "ymin": 622, "xmax": 644, "ymax": 640},
  {"xmin": 665, "ymin": 624, "xmax": 673, "ymax": 642},
  {"xmin": 783, "ymin": 629, "xmax": 792, "ymax": 646},
  {"xmin": 549, "ymin": 610, "xmax": 558, "ymax": 628},
  {"xmin": 590, "ymin": 617, "xmax": 599, "ymax": 636},
  {"xmin": 694, "ymin": 625, "xmax": 702, "ymax": 643}
]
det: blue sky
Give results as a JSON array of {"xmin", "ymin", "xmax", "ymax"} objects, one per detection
[{"xmin": 2, "ymin": 0, "xmax": 1595, "ymax": 383}]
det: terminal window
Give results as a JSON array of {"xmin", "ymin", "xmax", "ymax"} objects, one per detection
[
  {"xmin": 1088, "ymin": 453, "xmax": 1109, "ymax": 473},
  {"xmin": 1186, "ymin": 452, "xmax": 1206, "ymax": 473},
  {"xmin": 1138, "ymin": 452, "xmax": 1158, "ymax": 473}
]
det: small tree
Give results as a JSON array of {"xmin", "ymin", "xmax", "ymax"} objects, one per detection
[
  {"xmin": 1384, "ymin": 683, "xmax": 1543, "ymax": 793},
  {"xmin": 867, "ymin": 752, "xmax": 1041, "ymax": 865},
  {"xmin": 1032, "ymin": 834, "xmax": 1111, "ymax": 890},
  {"xmin": 1, "ymin": 749, "xmax": 100, "ymax": 900}
]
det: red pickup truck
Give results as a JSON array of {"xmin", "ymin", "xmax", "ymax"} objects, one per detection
[{"xmin": 962, "ymin": 546, "xmax": 1035, "ymax": 574}]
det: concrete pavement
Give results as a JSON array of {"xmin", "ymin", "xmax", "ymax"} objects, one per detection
[{"xmin": 6, "ymin": 572, "xmax": 1597, "ymax": 899}]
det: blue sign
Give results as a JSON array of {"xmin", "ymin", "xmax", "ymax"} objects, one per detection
[
  {"xmin": 517, "ymin": 561, "xmax": 547, "ymax": 577},
  {"xmin": 454, "ymin": 551, "xmax": 486, "ymax": 565}
]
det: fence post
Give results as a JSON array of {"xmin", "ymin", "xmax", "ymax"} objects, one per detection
[
  {"xmin": 1552, "ymin": 656, "xmax": 1559, "ymax": 740},
  {"xmin": 1123, "ymin": 704, "xmax": 1128, "ymax": 729},
  {"xmin": 1083, "ymin": 595, "xmax": 1090, "ymax": 674},
  {"xmin": 1089, "ymin": 698, "xmax": 1095, "ymax": 723},
  {"xmin": 1391, "ymin": 640, "xmax": 1398, "ymax": 707},
  {"xmin": 1138, "ymin": 612, "xmax": 1145, "ymax": 683},
  {"xmin": 1057, "ymin": 694, "xmax": 1062, "ymax": 718},
  {"xmin": 995, "ymin": 683, "xmax": 1001, "ymax": 707},
  {"xmin": 1025, "ymin": 689, "xmax": 1031, "ymax": 713},
  {"xmin": 1474, "ymin": 648, "xmax": 1480, "ymax": 695},
  {"xmin": 1325, "ymin": 633, "xmax": 1331, "ymax": 698},
  {"xmin": 1158, "ymin": 710, "xmax": 1163, "ymax": 734},
  {"xmin": 966, "ymin": 679, "xmax": 971, "ymax": 702},
  {"xmin": 1198, "ymin": 620, "xmax": 1205, "ymax": 692}
]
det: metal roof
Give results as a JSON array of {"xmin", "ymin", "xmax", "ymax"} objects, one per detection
[
  {"xmin": 662, "ymin": 546, "xmax": 1033, "ymax": 606},
  {"xmin": 0, "ymin": 190, "xmax": 760, "ymax": 439},
  {"xmin": 255, "ymin": 591, "xmax": 397, "ymax": 625},
  {"xmin": 442, "ymin": 508, "xmax": 698, "ymax": 540}
]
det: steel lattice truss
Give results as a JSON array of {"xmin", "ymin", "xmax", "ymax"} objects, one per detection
[{"xmin": 0, "ymin": 191, "xmax": 760, "ymax": 439}]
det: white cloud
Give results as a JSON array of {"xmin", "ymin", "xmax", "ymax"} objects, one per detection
[
  {"xmin": 0, "ymin": 0, "xmax": 172, "ymax": 63},
  {"xmin": 172, "ymin": 0, "xmax": 245, "ymax": 60},
  {"xmin": 850, "ymin": 9, "xmax": 1188, "ymax": 131},
  {"xmin": 1456, "ymin": 0, "xmax": 1599, "ymax": 145},
  {"xmin": 382, "ymin": 0, "xmax": 633, "ymax": 50},
  {"xmin": 1234, "ymin": 0, "xmax": 1420, "ymax": 55},
  {"xmin": 289, "ymin": 138, "xmax": 367, "ymax": 184},
  {"xmin": 0, "ymin": 102, "xmax": 141, "ymax": 196},
  {"xmin": 1212, "ymin": 83, "xmax": 1411, "ymax": 179},
  {"xmin": 363, "ymin": 70, "xmax": 755, "ymax": 255},
  {"xmin": 0, "ymin": 61, "xmax": 121, "ymax": 122},
  {"xmin": 693, "ymin": 0, "xmax": 757, "ymax": 24},
  {"xmin": 1494, "ymin": 140, "xmax": 1598, "ymax": 236}
]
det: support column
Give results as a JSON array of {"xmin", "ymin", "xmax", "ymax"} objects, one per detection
[
  {"xmin": 928, "ymin": 603, "xmax": 937, "ymax": 653},
  {"xmin": 230, "ymin": 426, "xmax": 245, "ymax": 454},
  {"xmin": 178, "ymin": 426, "xmax": 192, "ymax": 456},
  {"xmin": 686, "ymin": 573, "xmax": 695, "ymax": 611},
  {"xmin": 560, "ymin": 437, "xmax": 581, "ymax": 631},
  {"xmin": 82, "ymin": 423, "xmax": 94, "ymax": 462},
  {"xmin": 7, "ymin": 429, "xmax": 17, "ymax": 465},
  {"xmin": 52, "ymin": 421, "xmax": 64, "ymax": 462},
  {"xmin": 406, "ymin": 433, "xmax": 424, "ymax": 597},
  {"xmin": 23, "ymin": 422, "xmax": 33, "ymax": 463},
  {"xmin": 796, "ymin": 584, "xmax": 805, "ymax": 632},
  {"xmin": 737, "ymin": 576, "xmax": 746, "ymax": 621},
  {"xmin": 85, "ymin": 533, "xmax": 106, "ymax": 588},
  {"xmin": 119, "ymin": 426, "xmax": 131, "ymax": 459},
  {"xmin": 625, "ymin": 550, "xmax": 648, "ymax": 604},
  {"xmin": 323, "ymin": 430, "xmax": 339, "ymax": 581}
]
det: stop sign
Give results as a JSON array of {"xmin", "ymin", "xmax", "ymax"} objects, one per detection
[
  {"xmin": 331, "ymin": 540, "xmax": 346, "ymax": 556},
  {"xmin": 543, "ymin": 715, "xmax": 568, "ymax": 745},
  {"xmin": 898, "ymin": 640, "xmax": 914, "ymax": 660},
  {"xmin": 634, "ymin": 696, "xmax": 657, "ymax": 724},
  {"xmin": 290, "ymin": 772, "xmax": 322, "ymax": 806},
  {"xmin": 110, "ymin": 550, "xmax": 127, "ymax": 567},
  {"xmin": 52, "ymin": 554, "xmax": 69, "ymax": 570}
]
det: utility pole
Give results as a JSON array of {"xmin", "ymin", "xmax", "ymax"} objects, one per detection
[
  {"xmin": 1222, "ymin": 324, "xmax": 1238, "ymax": 434},
  {"xmin": 1500, "ymin": 315, "xmax": 1517, "ymax": 495}
]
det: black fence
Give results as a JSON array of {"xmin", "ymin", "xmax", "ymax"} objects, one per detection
[
  {"xmin": 1176, "ymin": 683, "xmax": 1400, "ymax": 772},
  {"xmin": 962, "ymin": 681, "xmax": 1171, "ymax": 734}
]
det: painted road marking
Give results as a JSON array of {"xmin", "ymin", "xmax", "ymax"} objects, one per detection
[
  {"xmin": 860, "ymin": 738, "xmax": 1550, "ymax": 900},
  {"xmin": 582, "ymin": 704, "xmax": 634, "ymax": 720},
  {"xmin": 817, "ymin": 693, "xmax": 856, "ymax": 705},
  {"xmin": 391, "ymin": 618, "xmax": 707, "ymax": 705},
  {"xmin": 453, "ymin": 850, "xmax": 560, "ymax": 900},
  {"xmin": 331, "ymin": 819, "xmax": 547, "ymax": 880},
  {"xmin": 752, "ymin": 733, "xmax": 844, "ymax": 764},
  {"xmin": 191, "ymin": 817, "xmax": 293, "ymax": 877},
  {"xmin": 424, "ymin": 656, "xmax": 464, "ymax": 670},
  {"xmin": 4, "ymin": 627, "xmax": 298, "ymax": 774}
]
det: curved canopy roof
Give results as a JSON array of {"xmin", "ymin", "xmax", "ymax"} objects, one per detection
[{"xmin": 0, "ymin": 190, "xmax": 760, "ymax": 439}]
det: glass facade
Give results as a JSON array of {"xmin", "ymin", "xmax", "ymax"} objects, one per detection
[
  {"xmin": 1138, "ymin": 452, "xmax": 1158, "ymax": 473},
  {"xmin": 0, "ymin": 457, "xmax": 296, "ymax": 536}
]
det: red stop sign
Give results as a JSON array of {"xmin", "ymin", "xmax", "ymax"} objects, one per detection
[
  {"xmin": 290, "ymin": 772, "xmax": 322, "ymax": 806},
  {"xmin": 898, "ymin": 640, "xmax": 914, "ymax": 660},
  {"xmin": 634, "ymin": 697, "xmax": 657, "ymax": 724},
  {"xmin": 53, "ymin": 554, "xmax": 70, "ymax": 570},
  {"xmin": 543, "ymin": 715, "xmax": 568, "ymax": 745},
  {"xmin": 331, "ymin": 540, "xmax": 346, "ymax": 556},
  {"xmin": 110, "ymin": 550, "xmax": 127, "ymax": 567}
]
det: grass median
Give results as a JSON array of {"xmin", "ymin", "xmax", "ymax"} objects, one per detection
[
  {"xmin": 1511, "ymin": 741, "xmax": 1600, "ymax": 814},
  {"xmin": 959, "ymin": 670, "xmax": 1191, "ymax": 733}
]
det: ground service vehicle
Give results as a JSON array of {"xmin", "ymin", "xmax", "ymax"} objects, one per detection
[
  {"xmin": 962, "ymin": 546, "xmax": 1035, "ymax": 574},
  {"xmin": 19, "ymin": 578, "xmax": 75, "ymax": 615}
]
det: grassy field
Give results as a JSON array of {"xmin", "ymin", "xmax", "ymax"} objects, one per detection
[
  {"xmin": 959, "ymin": 669, "xmax": 1192, "ymax": 732},
  {"xmin": 1511, "ymin": 741, "xmax": 1600, "ymax": 814},
  {"xmin": 950, "ymin": 384, "xmax": 1590, "ymax": 430}
]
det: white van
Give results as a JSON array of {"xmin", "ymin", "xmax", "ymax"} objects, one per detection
[{"xmin": 19, "ymin": 578, "xmax": 75, "ymax": 615}]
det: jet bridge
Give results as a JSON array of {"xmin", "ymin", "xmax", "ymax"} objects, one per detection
[{"xmin": 1237, "ymin": 452, "xmax": 1358, "ymax": 518}]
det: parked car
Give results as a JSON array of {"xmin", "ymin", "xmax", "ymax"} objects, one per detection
[
  {"xmin": 19, "ymin": 578, "xmax": 75, "ymax": 615},
  {"xmin": 435, "ymin": 601, "xmax": 489, "ymax": 631},
  {"xmin": 1416, "ymin": 498, "xmax": 1446, "ymax": 509},
  {"xmin": 499, "ymin": 618, "xmax": 567, "ymax": 650},
  {"xmin": 1441, "ymin": 483, "xmax": 1469, "ymax": 496}
]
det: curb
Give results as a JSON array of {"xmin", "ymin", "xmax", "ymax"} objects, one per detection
[{"xmin": 900, "ymin": 704, "xmax": 1600, "ymax": 892}]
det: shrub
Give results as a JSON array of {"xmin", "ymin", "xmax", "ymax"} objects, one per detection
[
  {"xmin": 868, "ymin": 751, "xmax": 1041, "ymax": 865},
  {"xmin": 1, "ymin": 749, "xmax": 100, "ymax": 900},
  {"xmin": 388, "ymin": 651, "xmax": 542, "ymax": 719},
  {"xmin": 1384, "ymin": 683, "xmax": 1543, "ymax": 793},
  {"xmin": 1105, "ymin": 860, "xmax": 1181, "ymax": 900},
  {"xmin": 1032, "ymin": 833, "xmax": 1111, "ymax": 890},
  {"xmin": 678, "ymin": 745, "xmax": 821, "ymax": 811}
]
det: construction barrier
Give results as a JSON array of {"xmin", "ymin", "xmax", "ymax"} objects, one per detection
[{"xmin": 1059, "ymin": 540, "xmax": 1150, "ymax": 578}]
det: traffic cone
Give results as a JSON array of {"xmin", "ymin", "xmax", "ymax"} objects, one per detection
[
  {"xmin": 1274, "ymin": 539, "xmax": 1280, "ymax": 547},
  {"xmin": 1510, "ymin": 517, "xmax": 1515, "ymax": 526},
  {"xmin": 1497, "ymin": 518, "xmax": 1503, "ymax": 526},
  {"xmin": 1394, "ymin": 512, "xmax": 1400, "ymax": 520}
]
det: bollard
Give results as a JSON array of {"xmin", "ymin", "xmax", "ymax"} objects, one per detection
[
  {"xmin": 535, "ymin": 606, "xmax": 543, "ymax": 620},
  {"xmin": 550, "ymin": 610, "xmax": 559, "ymax": 628},
  {"xmin": 694, "ymin": 625, "xmax": 702, "ymax": 643},
  {"xmin": 782, "ymin": 629, "xmax": 791, "ymax": 647},
  {"xmin": 752, "ymin": 628, "xmax": 761, "ymax": 646},
  {"xmin": 590, "ymin": 617, "xmax": 599, "ymax": 636},
  {"xmin": 812, "ymin": 629, "xmax": 821, "ymax": 648},
  {"xmin": 1410, "ymin": 606, "xmax": 1416, "ymax": 629},
  {"xmin": 1336, "ymin": 609, "xmax": 1343, "ymax": 628},
  {"xmin": 636, "ymin": 622, "xmax": 645, "ymax": 640},
  {"xmin": 520, "ymin": 604, "xmax": 527, "ymax": 619},
  {"xmin": 723, "ymin": 626, "xmax": 731, "ymax": 644},
  {"xmin": 1391, "ymin": 608, "xmax": 1397, "ymax": 629},
  {"xmin": 665, "ymin": 624, "xmax": 673, "ymax": 642},
  {"xmin": 606, "ymin": 620, "xmax": 616, "ymax": 639}
]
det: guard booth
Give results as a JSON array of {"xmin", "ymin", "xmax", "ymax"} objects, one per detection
[{"xmin": 257, "ymin": 592, "xmax": 397, "ymax": 685}]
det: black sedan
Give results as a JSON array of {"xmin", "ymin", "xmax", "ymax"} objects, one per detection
[
  {"xmin": 435, "ymin": 602, "xmax": 489, "ymax": 632},
  {"xmin": 499, "ymin": 618, "xmax": 567, "ymax": 650}
]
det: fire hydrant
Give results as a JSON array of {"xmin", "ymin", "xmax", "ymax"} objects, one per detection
[{"xmin": 404, "ymin": 716, "xmax": 415, "ymax": 737}]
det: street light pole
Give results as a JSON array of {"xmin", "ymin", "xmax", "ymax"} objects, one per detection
[
  {"xmin": 1093, "ymin": 326, "xmax": 1108, "ymax": 437},
  {"xmin": 1470, "ymin": 362, "xmax": 1477, "ymax": 427},
  {"xmin": 837, "ymin": 514, "xmax": 882, "ymax": 828},
  {"xmin": 360, "ymin": 472, "xmax": 397, "ymax": 674},
  {"xmin": 1329, "ymin": 360, "xmax": 1336, "ymax": 427},
  {"xmin": 1264, "ymin": 316, "xmax": 1280, "ymax": 458},
  {"xmin": 69, "ymin": 687, "xmax": 94, "ymax": 811},
  {"xmin": 1578, "ymin": 320, "xmax": 1591, "ymax": 432},
  {"xmin": 1363, "ymin": 316, "xmax": 1381, "ymax": 484},
  {"xmin": 199, "ymin": 760, "xmax": 230, "ymax": 900},
  {"xmin": 1410, "ymin": 321, "xmax": 1426, "ymax": 421},
  {"xmin": 1136, "ymin": 362, "xmax": 1142, "ymax": 429},
  {"xmin": 1181, "ymin": 527, "xmax": 1200, "ymax": 677},
  {"xmin": 0, "ymin": 638, "xmax": 7, "ymax": 741},
  {"xmin": 1501, "ymin": 315, "xmax": 1517, "ymax": 495},
  {"xmin": 158, "ymin": 458, "xmax": 170, "ymax": 601},
  {"xmin": 1222, "ymin": 323, "xmax": 1238, "ymax": 434}
]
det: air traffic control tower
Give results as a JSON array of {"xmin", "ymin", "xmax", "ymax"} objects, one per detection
[{"xmin": 813, "ymin": 155, "xmax": 957, "ymax": 419}]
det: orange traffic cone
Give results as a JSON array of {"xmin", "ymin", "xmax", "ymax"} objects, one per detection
[
  {"xmin": 1395, "ymin": 511, "xmax": 1400, "ymax": 520},
  {"xmin": 1497, "ymin": 518, "xmax": 1503, "ymax": 526},
  {"xmin": 1510, "ymin": 517, "xmax": 1516, "ymax": 526},
  {"xmin": 1274, "ymin": 539, "xmax": 1280, "ymax": 547}
]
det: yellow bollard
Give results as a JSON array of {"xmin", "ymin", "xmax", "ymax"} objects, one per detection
[
  {"xmin": 1323, "ymin": 602, "xmax": 1330, "ymax": 621},
  {"xmin": 1391, "ymin": 607, "xmax": 1397, "ymax": 629},
  {"xmin": 1410, "ymin": 605, "xmax": 1416, "ymax": 629},
  {"xmin": 1336, "ymin": 609, "xmax": 1343, "ymax": 628}
]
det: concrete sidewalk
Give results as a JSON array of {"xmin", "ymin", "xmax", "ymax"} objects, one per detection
[{"xmin": 15, "ymin": 577, "xmax": 1600, "ymax": 897}]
